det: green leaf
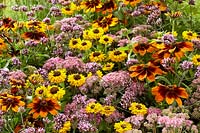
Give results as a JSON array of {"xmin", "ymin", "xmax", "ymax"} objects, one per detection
[{"xmin": 155, "ymin": 76, "xmax": 171, "ymax": 85}]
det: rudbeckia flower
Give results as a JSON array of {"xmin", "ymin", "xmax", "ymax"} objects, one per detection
[
  {"xmin": 0, "ymin": 17, "xmax": 16, "ymax": 31},
  {"xmin": 108, "ymin": 50, "xmax": 127, "ymax": 62},
  {"xmin": 123, "ymin": 0, "xmax": 141, "ymax": 7},
  {"xmin": 93, "ymin": 14, "xmax": 118, "ymax": 32},
  {"xmin": 133, "ymin": 42, "xmax": 156, "ymax": 56},
  {"xmin": 48, "ymin": 69, "xmax": 66, "ymax": 83},
  {"xmin": 89, "ymin": 51, "xmax": 105, "ymax": 62},
  {"xmin": 77, "ymin": 40, "xmax": 92, "ymax": 51},
  {"xmin": 151, "ymin": 1, "xmax": 168, "ymax": 12},
  {"xmin": 114, "ymin": 121, "xmax": 132, "ymax": 133},
  {"xmin": 152, "ymin": 83, "xmax": 189, "ymax": 106},
  {"xmin": 46, "ymin": 85, "xmax": 65, "ymax": 100},
  {"xmin": 182, "ymin": 31, "xmax": 197, "ymax": 40},
  {"xmin": 152, "ymin": 41, "xmax": 193, "ymax": 61},
  {"xmin": 27, "ymin": 97, "xmax": 61, "ymax": 118},
  {"xmin": 28, "ymin": 73, "xmax": 44, "ymax": 85},
  {"xmin": 96, "ymin": 0, "xmax": 117, "ymax": 14},
  {"xmin": 102, "ymin": 62, "xmax": 114, "ymax": 71},
  {"xmin": 59, "ymin": 121, "xmax": 71, "ymax": 133},
  {"xmin": 68, "ymin": 73, "xmax": 86, "ymax": 87},
  {"xmin": 35, "ymin": 86, "xmax": 47, "ymax": 98},
  {"xmin": 100, "ymin": 105, "xmax": 115, "ymax": 116},
  {"xmin": 0, "ymin": 94, "xmax": 25, "ymax": 112},
  {"xmin": 129, "ymin": 102, "xmax": 147, "ymax": 115},
  {"xmin": 88, "ymin": 27, "xmax": 104, "ymax": 40},
  {"xmin": 99, "ymin": 35, "xmax": 113, "ymax": 45},
  {"xmin": 21, "ymin": 31, "xmax": 47, "ymax": 41},
  {"xmin": 192, "ymin": 54, "xmax": 200, "ymax": 66},
  {"xmin": 68, "ymin": 38, "xmax": 81, "ymax": 49},
  {"xmin": 129, "ymin": 62, "xmax": 164, "ymax": 82},
  {"xmin": 0, "ymin": 38, "xmax": 7, "ymax": 51},
  {"xmin": 81, "ymin": 0, "xmax": 102, "ymax": 12},
  {"xmin": 85, "ymin": 102, "xmax": 102, "ymax": 114},
  {"xmin": 25, "ymin": 21, "xmax": 49, "ymax": 32}
]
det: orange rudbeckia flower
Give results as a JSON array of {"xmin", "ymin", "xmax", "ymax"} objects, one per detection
[
  {"xmin": 96, "ymin": 0, "xmax": 117, "ymax": 14},
  {"xmin": 0, "ymin": 94, "xmax": 25, "ymax": 112},
  {"xmin": 152, "ymin": 41, "xmax": 193, "ymax": 61},
  {"xmin": 152, "ymin": 83, "xmax": 189, "ymax": 106},
  {"xmin": 133, "ymin": 42, "xmax": 156, "ymax": 56},
  {"xmin": 27, "ymin": 97, "xmax": 61, "ymax": 119},
  {"xmin": 21, "ymin": 31, "xmax": 47, "ymax": 41},
  {"xmin": 129, "ymin": 62, "xmax": 164, "ymax": 82},
  {"xmin": 123, "ymin": 0, "xmax": 141, "ymax": 7},
  {"xmin": 81, "ymin": 0, "xmax": 102, "ymax": 12},
  {"xmin": 93, "ymin": 14, "xmax": 118, "ymax": 32}
]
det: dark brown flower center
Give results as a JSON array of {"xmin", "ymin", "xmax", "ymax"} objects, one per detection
[
  {"xmin": 187, "ymin": 32, "xmax": 193, "ymax": 36},
  {"xmin": 91, "ymin": 105, "xmax": 95, "ymax": 109},
  {"xmin": 136, "ymin": 105, "xmax": 142, "ymax": 110},
  {"xmin": 74, "ymin": 74, "xmax": 81, "ymax": 80},
  {"xmin": 104, "ymin": 107, "xmax": 110, "ymax": 110},
  {"xmin": 50, "ymin": 87, "xmax": 59, "ymax": 94},
  {"xmin": 197, "ymin": 58, "xmax": 200, "ymax": 62},
  {"xmin": 93, "ymin": 52, "xmax": 101, "ymax": 57},
  {"xmin": 104, "ymin": 38, "xmax": 109, "ymax": 41},
  {"xmin": 121, "ymin": 124, "xmax": 127, "ymax": 129},
  {"xmin": 114, "ymin": 51, "xmax": 122, "ymax": 55},
  {"xmin": 6, "ymin": 98, "xmax": 14, "ymax": 103},
  {"xmin": 106, "ymin": 64, "xmax": 111, "ymax": 67},
  {"xmin": 53, "ymin": 71, "xmax": 61, "ymax": 76},
  {"xmin": 72, "ymin": 40, "xmax": 78, "ymax": 45},
  {"xmin": 39, "ymin": 90, "xmax": 43, "ymax": 94},
  {"xmin": 93, "ymin": 29, "xmax": 99, "ymax": 34},
  {"xmin": 40, "ymin": 100, "xmax": 48, "ymax": 106},
  {"xmin": 81, "ymin": 42, "xmax": 87, "ymax": 46}
]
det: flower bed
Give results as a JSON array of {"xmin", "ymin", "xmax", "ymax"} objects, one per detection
[{"xmin": 0, "ymin": 0, "xmax": 200, "ymax": 132}]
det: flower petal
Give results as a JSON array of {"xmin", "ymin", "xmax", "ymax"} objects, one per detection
[
  {"xmin": 166, "ymin": 95, "xmax": 174, "ymax": 105},
  {"xmin": 175, "ymin": 97, "xmax": 182, "ymax": 106}
]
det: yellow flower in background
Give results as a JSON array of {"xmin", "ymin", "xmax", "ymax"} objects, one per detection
[
  {"xmin": 87, "ymin": 72, "xmax": 93, "ymax": 78},
  {"xmin": 0, "ymin": 38, "xmax": 8, "ymax": 51},
  {"xmin": 59, "ymin": 121, "xmax": 71, "ymax": 133},
  {"xmin": 89, "ymin": 27, "xmax": 104, "ymax": 40},
  {"xmin": 83, "ymin": 30, "xmax": 91, "ymax": 40},
  {"xmin": 123, "ymin": 0, "xmax": 141, "ymax": 6},
  {"xmin": 28, "ymin": 73, "xmax": 44, "ymax": 85},
  {"xmin": 61, "ymin": 7, "xmax": 74, "ymax": 16},
  {"xmin": 77, "ymin": 40, "xmax": 92, "ymax": 51},
  {"xmin": 81, "ymin": 0, "xmax": 102, "ymax": 13},
  {"xmin": 166, "ymin": 31, "xmax": 178, "ymax": 37},
  {"xmin": 46, "ymin": 85, "xmax": 65, "ymax": 100},
  {"xmin": 89, "ymin": 51, "xmax": 105, "ymax": 62},
  {"xmin": 93, "ymin": 14, "xmax": 118, "ymax": 32},
  {"xmin": 182, "ymin": 31, "xmax": 197, "ymax": 40},
  {"xmin": 96, "ymin": 70, "xmax": 103, "ymax": 78},
  {"xmin": 99, "ymin": 35, "xmax": 113, "ymax": 45},
  {"xmin": 0, "ymin": 94, "xmax": 25, "ymax": 112},
  {"xmin": 102, "ymin": 62, "xmax": 114, "ymax": 71},
  {"xmin": 25, "ymin": 21, "xmax": 48, "ymax": 32},
  {"xmin": 165, "ymin": 11, "xmax": 182, "ymax": 18},
  {"xmin": 35, "ymin": 86, "xmax": 47, "ymax": 97},
  {"xmin": 100, "ymin": 105, "xmax": 115, "ymax": 116},
  {"xmin": 85, "ymin": 102, "xmax": 102, "ymax": 114},
  {"xmin": 114, "ymin": 121, "xmax": 132, "ymax": 133},
  {"xmin": 192, "ymin": 54, "xmax": 200, "ymax": 66},
  {"xmin": 48, "ymin": 69, "xmax": 66, "ymax": 84},
  {"xmin": 69, "ymin": 38, "xmax": 81, "ymax": 49},
  {"xmin": 108, "ymin": 50, "xmax": 127, "ymax": 62},
  {"xmin": 129, "ymin": 102, "xmax": 147, "ymax": 115},
  {"xmin": 61, "ymin": 2, "xmax": 80, "ymax": 15},
  {"xmin": 68, "ymin": 73, "xmax": 86, "ymax": 87}
]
